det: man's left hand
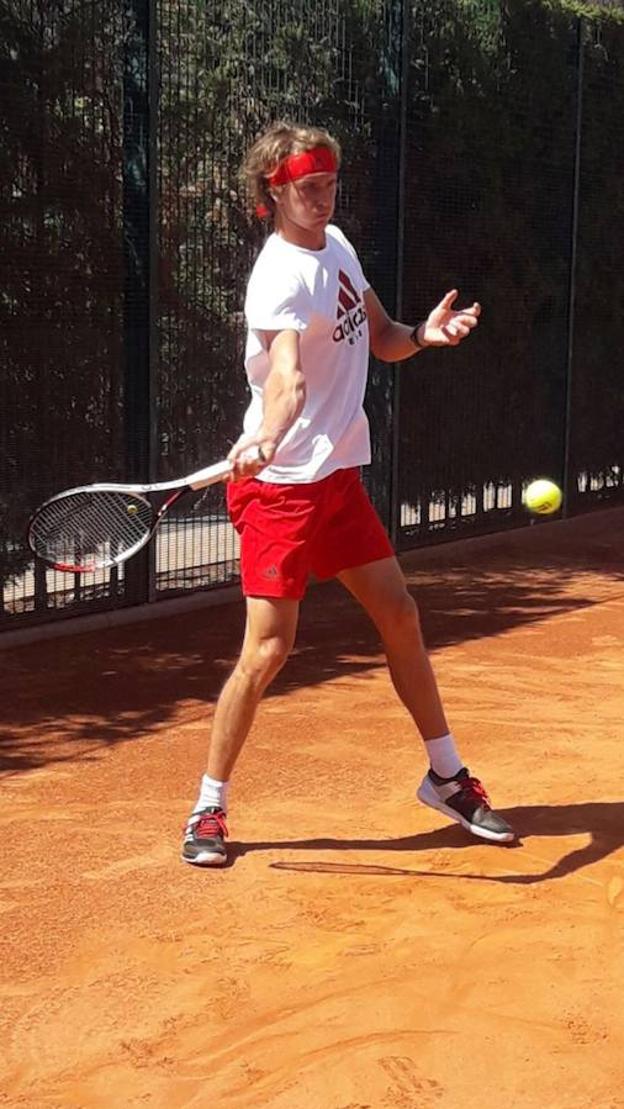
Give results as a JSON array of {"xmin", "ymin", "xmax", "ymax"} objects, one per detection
[{"xmin": 420, "ymin": 290, "xmax": 481, "ymax": 348}]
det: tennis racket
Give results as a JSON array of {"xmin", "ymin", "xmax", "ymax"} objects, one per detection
[{"xmin": 27, "ymin": 458, "xmax": 235, "ymax": 574}]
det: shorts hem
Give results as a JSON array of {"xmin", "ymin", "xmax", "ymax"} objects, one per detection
[
  {"xmin": 314, "ymin": 546, "xmax": 394, "ymax": 581},
  {"xmin": 242, "ymin": 584, "xmax": 307, "ymax": 601}
]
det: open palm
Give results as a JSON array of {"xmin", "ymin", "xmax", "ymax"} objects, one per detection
[{"xmin": 422, "ymin": 289, "xmax": 481, "ymax": 347}]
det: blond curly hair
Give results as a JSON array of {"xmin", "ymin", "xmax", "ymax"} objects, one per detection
[{"xmin": 242, "ymin": 121, "xmax": 341, "ymax": 218}]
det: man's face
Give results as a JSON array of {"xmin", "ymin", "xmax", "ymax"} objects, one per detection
[{"xmin": 273, "ymin": 171, "xmax": 338, "ymax": 233}]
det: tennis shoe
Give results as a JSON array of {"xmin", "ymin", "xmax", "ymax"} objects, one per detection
[
  {"xmin": 417, "ymin": 767, "xmax": 515, "ymax": 843},
  {"xmin": 181, "ymin": 806, "xmax": 228, "ymax": 866}
]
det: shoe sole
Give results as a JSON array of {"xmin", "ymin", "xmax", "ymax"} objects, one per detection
[
  {"xmin": 417, "ymin": 777, "xmax": 515, "ymax": 843},
  {"xmin": 181, "ymin": 849, "xmax": 227, "ymax": 867}
]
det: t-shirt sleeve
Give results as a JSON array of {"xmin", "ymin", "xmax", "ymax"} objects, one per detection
[{"xmin": 245, "ymin": 269, "xmax": 311, "ymax": 333}]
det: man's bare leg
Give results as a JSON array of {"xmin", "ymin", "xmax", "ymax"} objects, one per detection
[
  {"xmin": 337, "ymin": 557, "xmax": 515, "ymax": 842},
  {"xmin": 338, "ymin": 557, "xmax": 449, "ymax": 741},
  {"xmin": 182, "ymin": 596, "xmax": 299, "ymax": 865},
  {"xmin": 207, "ymin": 596, "xmax": 299, "ymax": 780}
]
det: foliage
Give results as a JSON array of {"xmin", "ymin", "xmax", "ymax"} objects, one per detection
[
  {"xmin": 0, "ymin": 0, "xmax": 623, "ymax": 613},
  {"xmin": 0, "ymin": 1, "xmax": 126, "ymax": 602},
  {"xmin": 398, "ymin": 0, "xmax": 623, "ymax": 511},
  {"xmin": 545, "ymin": 0, "xmax": 624, "ymax": 24}
]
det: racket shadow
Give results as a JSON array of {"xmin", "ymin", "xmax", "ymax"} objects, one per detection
[{"xmin": 225, "ymin": 800, "xmax": 624, "ymax": 883}]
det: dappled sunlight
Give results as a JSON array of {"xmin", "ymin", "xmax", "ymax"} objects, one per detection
[{"xmin": 1, "ymin": 507, "xmax": 623, "ymax": 773}]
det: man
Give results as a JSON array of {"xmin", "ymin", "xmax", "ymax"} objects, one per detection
[{"xmin": 182, "ymin": 122, "xmax": 515, "ymax": 866}]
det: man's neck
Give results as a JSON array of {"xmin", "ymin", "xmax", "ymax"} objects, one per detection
[{"xmin": 275, "ymin": 218, "xmax": 326, "ymax": 251}]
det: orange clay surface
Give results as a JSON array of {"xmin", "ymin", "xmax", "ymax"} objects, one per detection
[{"xmin": 1, "ymin": 506, "xmax": 624, "ymax": 1109}]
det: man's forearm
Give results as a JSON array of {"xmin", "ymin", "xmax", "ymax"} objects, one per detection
[
  {"xmin": 259, "ymin": 367, "xmax": 307, "ymax": 452},
  {"xmin": 371, "ymin": 320, "xmax": 427, "ymax": 362}
]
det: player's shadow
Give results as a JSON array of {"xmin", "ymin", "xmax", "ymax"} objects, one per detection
[{"xmin": 227, "ymin": 800, "xmax": 624, "ymax": 883}]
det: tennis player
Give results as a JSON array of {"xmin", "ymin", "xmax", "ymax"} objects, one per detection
[{"xmin": 182, "ymin": 122, "xmax": 515, "ymax": 865}]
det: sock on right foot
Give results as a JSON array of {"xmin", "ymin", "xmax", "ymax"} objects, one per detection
[{"xmin": 193, "ymin": 774, "xmax": 229, "ymax": 814}]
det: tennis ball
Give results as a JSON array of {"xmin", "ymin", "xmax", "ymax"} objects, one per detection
[
  {"xmin": 524, "ymin": 478, "xmax": 562, "ymax": 515},
  {"xmin": 127, "ymin": 503, "xmax": 139, "ymax": 515}
]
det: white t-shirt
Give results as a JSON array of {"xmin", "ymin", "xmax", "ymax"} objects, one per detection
[{"xmin": 242, "ymin": 224, "xmax": 371, "ymax": 483}]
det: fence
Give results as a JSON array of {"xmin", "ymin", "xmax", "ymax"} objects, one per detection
[{"xmin": 1, "ymin": 0, "xmax": 623, "ymax": 632}]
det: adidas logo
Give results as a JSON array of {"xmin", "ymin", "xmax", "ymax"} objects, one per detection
[{"xmin": 332, "ymin": 269, "xmax": 367, "ymax": 345}]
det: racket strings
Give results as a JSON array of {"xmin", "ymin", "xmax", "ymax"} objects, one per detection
[{"xmin": 30, "ymin": 491, "xmax": 153, "ymax": 570}]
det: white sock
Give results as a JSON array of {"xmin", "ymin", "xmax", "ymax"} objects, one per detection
[
  {"xmin": 193, "ymin": 774, "xmax": 229, "ymax": 814},
  {"xmin": 425, "ymin": 733, "xmax": 463, "ymax": 779}
]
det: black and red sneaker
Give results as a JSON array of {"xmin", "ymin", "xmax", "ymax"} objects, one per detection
[
  {"xmin": 181, "ymin": 806, "xmax": 228, "ymax": 866},
  {"xmin": 417, "ymin": 767, "xmax": 515, "ymax": 843}
]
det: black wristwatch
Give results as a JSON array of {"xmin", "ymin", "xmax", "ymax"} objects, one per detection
[{"xmin": 410, "ymin": 322, "xmax": 428, "ymax": 351}]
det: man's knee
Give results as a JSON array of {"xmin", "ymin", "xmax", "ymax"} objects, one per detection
[
  {"xmin": 240, "ymin": 633, "xmax": 292, "ymax": 684},
  {"xmin": 379, "ymin": 589, "xmax": 423, "ymax": 643}
]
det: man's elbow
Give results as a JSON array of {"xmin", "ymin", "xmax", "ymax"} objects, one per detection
[
  {"xmin": 369, "ymin": 321, "xmax": 393, "ymax": 361},
  {"xmin": 369, "ymin": 336, "xmax": 384, "ymax": 360}
]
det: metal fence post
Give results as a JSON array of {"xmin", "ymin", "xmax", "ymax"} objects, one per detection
[
  {"xmin": 562, "ymin": 16, "xmax": 584, "ymax": 517},
  {"xmin": 122, "ymin": 0, "xmax": 158, "ymax": 603},
  {"xmin": 389, "ymin": 0, "xmax": 410, "ymax": 546}
]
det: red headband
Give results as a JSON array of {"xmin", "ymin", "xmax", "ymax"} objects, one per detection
[
  {"xmin": 266, "ymin": 146, "xmax": 338, "ymax": 186},
  {"xmin": 255, "ymin": 146, "xmax": 338, "ymax": 218}
]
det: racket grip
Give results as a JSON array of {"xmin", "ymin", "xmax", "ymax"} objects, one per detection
[
  {"xmin": 187, "ymin": 447, "xmax": 267, "ymax": 490},
  {"xmin": 187, "ymin": 460, "xmax": 233, "ymax": 490}
]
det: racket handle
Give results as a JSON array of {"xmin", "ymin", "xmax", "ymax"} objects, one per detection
[
  {"xmin": 187, "ymin": 447, "xmax": 266, "ymax": 490},
  {"xmin": 187, "ymin": 460, "xmax": 232, "ymax": 490}
]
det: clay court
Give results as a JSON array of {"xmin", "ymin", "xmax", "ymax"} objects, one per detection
[{"xmin": 1, "ymin": 506, "xmax": 624, "ymax": 1108}]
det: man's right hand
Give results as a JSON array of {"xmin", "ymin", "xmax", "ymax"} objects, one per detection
[{"xmin": 226, "ymin": 434, "xmax": 275, "ymax": 481}]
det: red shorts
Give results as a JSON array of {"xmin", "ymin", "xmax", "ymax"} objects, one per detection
[{"xmin": 227, "ymin": 467, "xmax": 394, "ymax": 600}]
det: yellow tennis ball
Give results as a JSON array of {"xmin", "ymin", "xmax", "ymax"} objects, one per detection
[
  {"xmin": 524, "ymin": 478, "xmax": 562, "ymax": 515},
  {"xmin": 127, "ymin": 503, "xmax": 139, "ymax": 515}
]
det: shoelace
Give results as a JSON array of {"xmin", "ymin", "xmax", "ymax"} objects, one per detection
[
  {"xmin": 459, "ymin": 776, "xmax": 490, "ymax": 806},
  {"xmin": 193, "ymin": 810, "xmax": 228, "ymax": 839}
]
